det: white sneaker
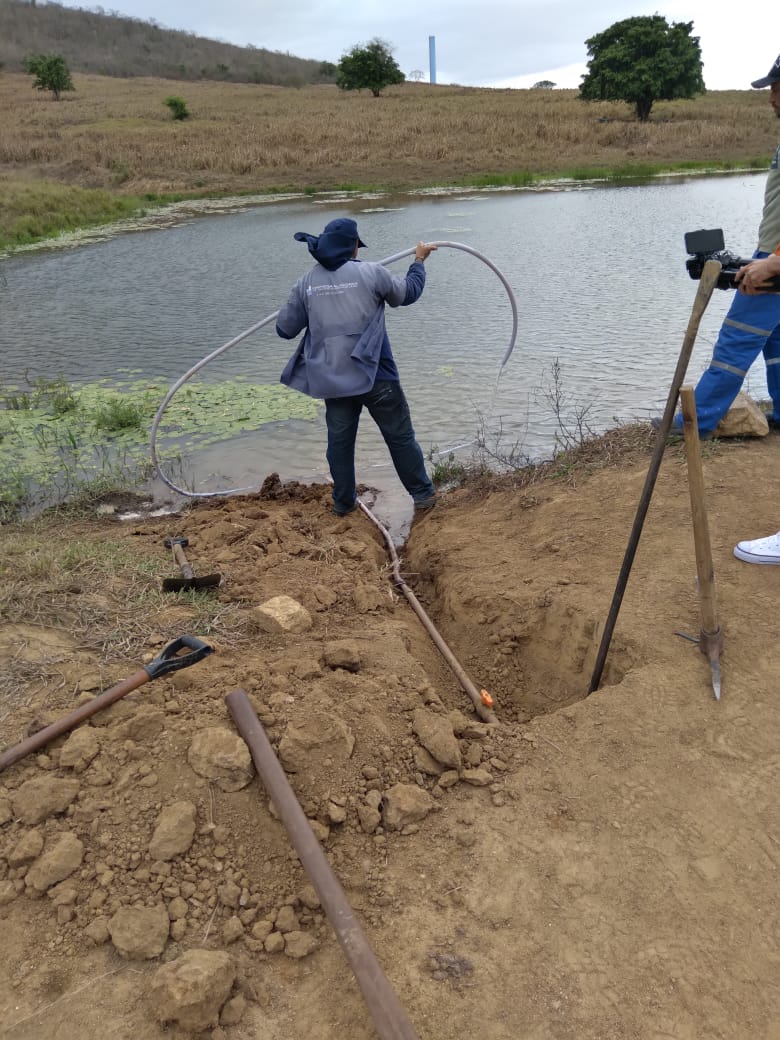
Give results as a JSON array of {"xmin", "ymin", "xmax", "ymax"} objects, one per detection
[{"xmin": 733, "ymin": 531, "xmax": 780, "ymax": 565}]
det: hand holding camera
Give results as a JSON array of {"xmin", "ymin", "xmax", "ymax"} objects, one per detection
[{"xmin": 684, "ymin": 228, "xmax": 780, "ymax": 292}]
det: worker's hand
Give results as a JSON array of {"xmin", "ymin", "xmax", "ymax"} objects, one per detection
[
  {"xmin": 414, "ymin": 242, "xmax": 438, "ymax": 262},
  {"xmin": 735, "ymin": 255, "xmax": 780, "ymax": 294}
]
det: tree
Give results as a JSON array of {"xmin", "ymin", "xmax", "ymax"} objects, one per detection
[
  {"xmin": 532, "ymin": 80, "xmax": 556, "ymax": 89},
  {"xmin": 23, "ymin": 54, "xmax": 74, "ymax": 101},
  {"xmin": 336, "ymin": 38, "xmax": 404, "ymax": 97},
  {"xmin": 579, "ymin": 15, "xmax": 704, "ymax": 122}
]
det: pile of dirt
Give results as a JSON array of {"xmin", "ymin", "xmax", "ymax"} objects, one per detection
[{"xmin": 1, "ymin": 432, "xmax": 779, "ymax": 1039}]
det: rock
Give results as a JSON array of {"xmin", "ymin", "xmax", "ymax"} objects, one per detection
[
  {"xmin": 275, "ymin": 905, "xmax": 299, "ymax": 933},
  {"xmin": 413, "ymin": 746, "xmax": 445, "ymax": 776},
  {"xmin": 188, "ymin": 728, "xmax": 254, "ymax": 792},
  {"xmin": 715, "ymin": 392, "xmax": 769, "ymax": 438},
  {"xmin": 59, "ymin": 726, "xmax": 101, "ymax": 771},
  {"xmin": 412, "ymin": 709, "xmax": 462, "ymax": 770},
  {"xmin": 8, "ymin": 828, "xmax": 44, "ymax": 866},
  {"xmin": 222, "ymin": 916, "xmax": 244, "ymax": 944},
  {"xmin": 382, "ymin": 784, "xmax": 436, "ymax": 831},
  {"xmin": 264, "ymin": 931, "xmax": 285, "ymax": 954},
  {"xmin": 252, "ymin": 596, "xmax": 313, "ymax": 634},
  {"xmin": 461, "ymin": 768, "xmax": 493, "ymax": 786},
  {"xmin": 322, "ymin": 641, "xmax": 362, "ymax": 672},
  {"xmin": 357, "ymin": 805, "xmax": 382, "ymax": 834},
  {"xmin": 283, "ymin": 931, "xmax": 319, "ymax": 959},
  {"xmin": 353, "ymin": 583, "xmax": 385, "ymax": 612},
  {"xmin": 0, "ymin": 799, "xmax": 12, "ymax": 826},
  {"xmin": 114, "ymin": 706, "xmax": 166, "ymax": 742},
  {"xmin": 219, "ymin": 993, "xmax": 247, "ymax": 1026},
  {"xmin": 251, "ymin": 920, "xmax": 273, "ymax": 941},
  {"xmin": 25, "ymin": 832, "xmax": 84, "ymax": 894},
  {"xmin": 278, "ymin": 716, "xmax": 355, "ymax": 773},
  {"xmin": 149, "ymin": 801, "xmax": 197, "ymax": 861},
  {"xmin": 168, "ymin": 896, "xmax": 188, "ymax": 920},
  {"xmin": 298, "ymin": 884, "xmax": 321, "ymax": 910},
  {"xmin": 0, "ymin": 880, "xmax": 18, "ymax": 905},
  {"xmin": 84, "ymin": 916, "xmax": 111, "ymax": 944},
  {"xmin": 109, "ymin": 905, "xmax": 170, "ymax": 959},
  {"xmin": 11, "ymin": 776, "xmax": 80, "ymax": 825},
  {"xmin": 311, "ymin": 584, "xmax": 338, "ymax": 610},
  {"xmin": 150, "ymin": 949, "xmax": 236, "ymax": 1031},
  {"xmin": 217, "ymin": 880, "xmax": 241, "ymax": 909}
]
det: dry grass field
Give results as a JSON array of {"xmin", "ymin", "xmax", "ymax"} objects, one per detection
[{"xmin": 0, "ymin": 71, "xmax": 776, "ymax": 246}]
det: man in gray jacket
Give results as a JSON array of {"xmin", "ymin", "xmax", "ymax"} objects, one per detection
[{"xmin": 277, "ymin": 217, "xmax": 438, "ymax": 517}]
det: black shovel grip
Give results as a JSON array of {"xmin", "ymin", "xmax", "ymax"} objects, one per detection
[{"xmin": 144, "ymin": 634, "xmax": 213, "ymax": 680}]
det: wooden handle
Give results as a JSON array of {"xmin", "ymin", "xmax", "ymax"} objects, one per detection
[
  {"xmin": 680, "ymin": 386, "xmax": 719, "ymax": 636},
  {"xmin": 172, "ymin": 542, "xmax": 195, "ymax": 580}
]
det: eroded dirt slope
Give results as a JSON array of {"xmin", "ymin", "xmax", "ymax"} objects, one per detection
[{"xmin": 1, "ymin": 434, "xmax": 779, "ymax": 1040}]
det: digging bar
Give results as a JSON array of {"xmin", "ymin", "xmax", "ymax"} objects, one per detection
[
  {"xmin": 162, "ymin": 536, "xmax": 222, "ymax": 592},
  {"xmin": 0, "ymin": 635, "xmax": 213, "ymax": 773},
  {"xmin": 588, "ymin": 258, "xmax": 722, "ymax": 694},
  {"xmin": 680, "ymin": 386, "xmax": 723, "ymax": 700},
  {"xmin": 225, "ymin": 688, "xmax": 422, "ymax": 1040}
]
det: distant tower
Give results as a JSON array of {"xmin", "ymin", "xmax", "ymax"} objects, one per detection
[{"xmin": 428, "ymin": 35, "xmax": 436, "ymax": 85}]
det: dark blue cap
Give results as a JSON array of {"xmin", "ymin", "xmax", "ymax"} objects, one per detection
[
  {"xmin": 752, "ymin": 54, "xmax": 780, "ymax": 88},
  {"xmin": 293, "ymin": 217, "xmax": 367, "ymax": 271}
]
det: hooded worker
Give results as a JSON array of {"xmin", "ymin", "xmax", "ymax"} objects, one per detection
[{"xmin": 276, "ymin": 217, "xmax": 439, "ymax": 517}]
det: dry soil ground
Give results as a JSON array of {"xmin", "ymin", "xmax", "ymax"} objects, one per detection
[{"xmin": 1, "ymin": 429, "xmax": 779, "ymax": 1040}]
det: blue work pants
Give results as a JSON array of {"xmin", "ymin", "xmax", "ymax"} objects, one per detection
[
  {"xmin": 325, "ymin": 380, "xmax": 434, "ymax": 515},
  {"xmin": 679, "ymin": 262, "xmax": 780, "ymax": 434}
]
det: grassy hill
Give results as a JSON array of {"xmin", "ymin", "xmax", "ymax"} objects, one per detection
[{"xmin": 0, "ymin": 0, "xmax": 332, "ymax": 84}]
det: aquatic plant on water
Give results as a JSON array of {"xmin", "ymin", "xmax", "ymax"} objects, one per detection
[{"xmin": 0, "ymin": 374, "xmax": 321, "ymax": 519}]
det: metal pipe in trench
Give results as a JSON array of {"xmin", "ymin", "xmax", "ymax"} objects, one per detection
[
  {"xmin": 225, "ymin": 688, "xmax": 422, "ymax": 1040},
  {"xmin": 357, "ymin": 499, "xmax": 497, "ymax": 725}
]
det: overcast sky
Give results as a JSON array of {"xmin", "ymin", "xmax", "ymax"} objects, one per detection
[{"xmin": 53, "ymin": 0, "xmax": 780, "ymax": 91}]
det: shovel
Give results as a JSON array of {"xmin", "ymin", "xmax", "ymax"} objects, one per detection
[
  {"xmin": 162, "ymin": 537, "xmax": 222, "ymax": 592},
  {"xmin": 0, "ymin": 634, "xmax": 213, "ymax": 773}
]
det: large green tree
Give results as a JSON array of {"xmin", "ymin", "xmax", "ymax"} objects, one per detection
[
  {"xmin": 24, "ymin": 53, "xmax": 74, "ymax": 100},
  {"xmin": 336, "ymin": 38, "xmax": 404, "ymax": 97},
  {"xmin": 579, "ymin": 15, "xmax": 704, "ymax": 122}
]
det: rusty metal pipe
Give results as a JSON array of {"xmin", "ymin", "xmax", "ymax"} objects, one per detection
[
  {"xmin": 357, "ymin": 499, "xmax": 497, "ymax": 724},
  {"xmin": 225, "ymin": 688, "xmax": 422, "ymax": 1040}
]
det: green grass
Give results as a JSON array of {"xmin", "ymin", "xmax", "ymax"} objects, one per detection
[{"xmin": 0, "ymin": 180, "xmax": 151, "ymax": 250}]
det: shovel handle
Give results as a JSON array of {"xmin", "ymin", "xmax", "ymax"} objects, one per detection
[
  {"xmin": 144, "ymin": 634, "xmax": 213, "ymax": 679},
  {"xmin": 0, "ymin": 635, "xmax": 213, "ymax": 774}
]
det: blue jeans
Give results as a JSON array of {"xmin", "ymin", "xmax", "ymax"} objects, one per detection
[
  {"xmin": 674, "ymin": 259, "xmax": 780, "ymax": 434},
  {"xmin": 325, "ymin": 380, "xmax": 435, "ymax": 514}
]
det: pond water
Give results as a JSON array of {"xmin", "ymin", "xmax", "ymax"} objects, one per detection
[{"xmin": 0, "ymin": 173, "xmax": 769, "ymax": 522}]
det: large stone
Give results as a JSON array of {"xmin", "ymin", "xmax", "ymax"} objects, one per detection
[
  {"xmin": 187, "ymin": 728, "xmax": 254, "ymax": 792},
  {"xmin": 8, "ymin": 828, "xmax": 44, "ymax": 866},
  {"xmin": 278, "ymin": 715, "xmax": 355, "ymax": 773},
  {"xmin": 382, "ymin": 783, "xmax": 436, "ymax": 831},
  {"xmin": 252, "ymin": 596, "xmax": 313, "ymax": 634},
  {"xmin": 109, "ymin": 904, "xmax": 170, "ymax": 959},
  {"xmin": 715, "ymin": 392, "xmax": 769, "ymax": 438},
  {"xmin": 59, "ymin": 726, "xmax": 101, "ymax": 771},
  {"xmin": 412, "ymin": 708, "xmax": 462, "ymax": 770},
  {"xmin": 148, "ymin": 801, "xmax": 197, "ymax": 861},
  {"xmin": 11, "ymin": 775, "xmax": 80, "ymax": 824},
  {"xmin": 149, "ymin": 949, "xmax": 236, "ymax": 1031},
  {"xmin": 25, "ymin": 832, "xmax": 84, "ymax": 894}
]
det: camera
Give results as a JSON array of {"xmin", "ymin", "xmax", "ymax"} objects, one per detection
[{"xmin": 685, "ymin": 228, "xmax": 780, "ymax": 291}]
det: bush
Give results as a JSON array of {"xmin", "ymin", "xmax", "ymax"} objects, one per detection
[{"xmin": 164, "ymin": 96, "xmax": 190, "ymax": 120}]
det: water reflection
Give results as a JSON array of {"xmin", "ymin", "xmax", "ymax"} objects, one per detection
[{"xmin": 0, "ymin": 175, "xmax": 769, "ymax": 516}]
